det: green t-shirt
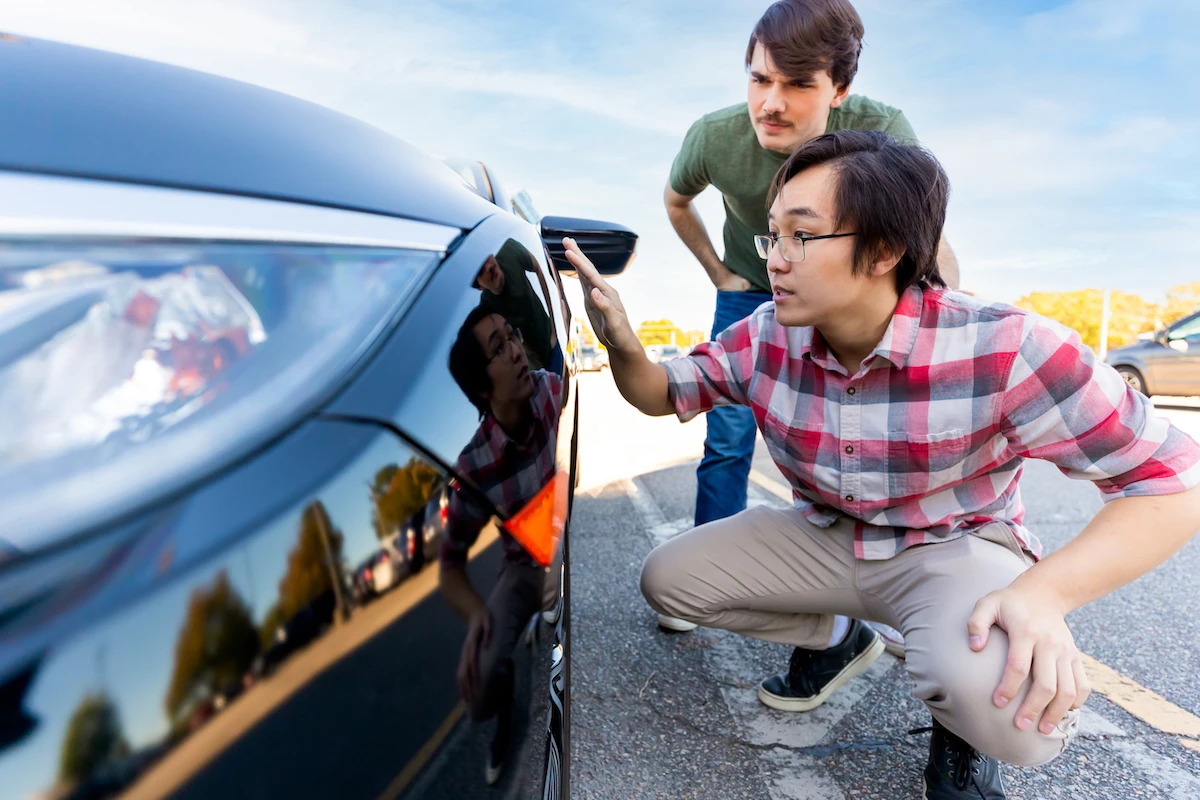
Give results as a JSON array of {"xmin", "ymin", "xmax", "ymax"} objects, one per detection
[{"xmin": 669, "ymin": 95, "xmax": 917, "ymax": 293}]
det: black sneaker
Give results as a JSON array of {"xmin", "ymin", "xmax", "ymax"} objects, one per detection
[
  {"xmin": 910, "ymin": 717, "xmax": 1005, "ymax": 799},
  {"xmin": 757, "ymin": 618, "xmax": 885, "ymax": 712}
]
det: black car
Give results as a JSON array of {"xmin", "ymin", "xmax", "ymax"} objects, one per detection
[{"xmin": 0, "ymin": 35, "xmax": 635, "ymax": 800}]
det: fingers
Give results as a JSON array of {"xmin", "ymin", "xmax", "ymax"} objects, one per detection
[
  {"xmin": 590, "ymin": 286, "xmax": 612, "ymax": 311},
  {"xmin": 1071, "ymin": 657, "xmax": 1091, "ymax": 709},
  {"xmin": 481, "ymin": 610, "xmax": 493, "ymax": 648},
  {"xmin": 1037, "ymin": 655, "xmax": 1078, "ymax": 733},
  {"xmin": 994, "ymin": 633, "xmax": 1033, "ymax": 709},
  {"xmin": 967, "ymin": 594, "xmax": 998, "ymax": 651},
  {"xmin": 457, "ymin": 648, "xmax": 473, "ymax": 703},
  {"xmin": 563, "ymin": 237, "xmax": 604, "ymax": 284},
  {"xmin": 1014, "ymin": 643, "xmax": 1057, "ymax": 731}
]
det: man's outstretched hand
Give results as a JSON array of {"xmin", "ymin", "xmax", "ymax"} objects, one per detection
[{"xmin": 564, "ymin": 237, "xmax": 639, "ymax": 355}]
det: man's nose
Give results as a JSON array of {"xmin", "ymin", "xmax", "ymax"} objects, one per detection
[
  {"xmin": 761, "ymin": 82, "xmax": 786, "ymax": 114},
  {"xmin": 767, "ymin": 249, "xmax": 789, "ymax": 275}
]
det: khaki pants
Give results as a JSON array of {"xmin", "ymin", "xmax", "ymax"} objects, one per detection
[{"xmin": 639, "ymin": 506, "xmax": 1080, "ymax": 767}]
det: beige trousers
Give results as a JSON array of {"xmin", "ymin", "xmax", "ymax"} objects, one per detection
[{"xmin": 639, "ymin": 505, "xmax": 1080, "ymax": 767}]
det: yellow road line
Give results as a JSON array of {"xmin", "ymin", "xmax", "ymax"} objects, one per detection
[
  {"xmin": 376, "ymin": 703, "xmax": 467, "ymax": 800},
  {"xmin": 751, "ymin": 470, "xmax": 1200, "ymax": 755},
  {"xmin": 1081, "ymin": 654, "xmax": 1200, "ymax": 740}
]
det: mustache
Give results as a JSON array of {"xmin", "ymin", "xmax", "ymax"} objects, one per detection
[{"xmin": 757, "ymin": 115, "xmax": 791, "ymax": 127}]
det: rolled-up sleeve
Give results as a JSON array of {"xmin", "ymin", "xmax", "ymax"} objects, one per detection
[
  {"xmin": 1000, "ymin": 317, "xmax": 1200, "ymax": 500},
  {"xmin": 662, "ymin": 314, "xmax": 757, "ymax": 422}
]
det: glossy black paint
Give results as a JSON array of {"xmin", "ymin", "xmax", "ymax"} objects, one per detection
[
  {"xmin": 539, "ymin": 216, "xmax": 638, "ymax": 276},
  {"xmin": 0, "ymin": 36, "xmax": 641, "ymax": 800},
  {"xmin": 0, "ymin": 35, "xmax": 495, "ymax": 230},
  {"xmin": 0, "ymin": 240, "xmax": 570, "ymax": 797}
]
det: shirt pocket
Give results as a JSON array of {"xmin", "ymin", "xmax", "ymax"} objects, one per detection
[{"xmin": 887, "ymin": 429, "xmax": 971, "ymax": 498}]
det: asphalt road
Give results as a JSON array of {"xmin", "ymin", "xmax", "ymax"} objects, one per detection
[{"xmin": 568, "ymin": 370, "xmax": 1200, "ymax": 800}]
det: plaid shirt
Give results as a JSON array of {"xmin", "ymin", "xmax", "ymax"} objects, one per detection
[
  {"xmin": 440, "ymin": 369, "xmax": 563, "ymax": 567},
  {"xmin": 665, "ymin": 285, "xmax": 1200, "ymax": 560}
]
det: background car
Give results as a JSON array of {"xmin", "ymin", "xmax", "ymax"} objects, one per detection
[
  {"xmin": 0, "ymin": 35, "xmax": 635, "ymax": 800},
  {"xmin": 1106, "ymin": 309, "xmax": 1200, "ymax": 397},
  {"xmin": 577, "ymin": 345, "xmax": 608, "ymax": 372},
  {"xmin": 645, "ymin": 343, "xmax": 684, "ymax": 364}
]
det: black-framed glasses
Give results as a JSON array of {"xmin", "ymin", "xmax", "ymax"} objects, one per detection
[
  {"xmin": 487, "ymin": 327, "xmax": 524, "ymax": 363},
  {"xmin": 753, "ymin": 231, "xmax": 857, "ymax": 262}
]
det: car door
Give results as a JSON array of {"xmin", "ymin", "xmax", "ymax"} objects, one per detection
[
  {"xmin": 323, "ymin": 208, "xmax": 576, "ymax": 799},
  {"xmin": 1152, "ymin": 313, "xmax": 1200, "ymax": 396}
]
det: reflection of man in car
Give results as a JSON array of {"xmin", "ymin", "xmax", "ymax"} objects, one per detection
[
  {"xmin": 474, "ymin": 239, "xmax": 555, "ymax": 372},
  {"xmin": 439, "ymin": 305, "xmax": 563, "ymax": 785}
]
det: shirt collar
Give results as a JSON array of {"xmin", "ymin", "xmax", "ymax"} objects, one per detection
[
  {"xmin": 868, "ymin": 284, "xmax": 924, "ymax": 370},
  {"xmin": 798, "ymin": 283, "xmax": 925, "ymax": 373}
]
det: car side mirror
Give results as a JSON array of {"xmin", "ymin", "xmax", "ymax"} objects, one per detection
[
  {"xmin": 1169, "ymin": 338, "xmax": 1189, "ymax": 353},
  {"xmin": 540, "ymin": 216, "xmax": 638, "ymax": 277}
]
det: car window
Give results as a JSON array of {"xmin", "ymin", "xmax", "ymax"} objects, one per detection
[{"xmin": 1169, "ymin": 313, "xmax": 1200, "ymax": 340}]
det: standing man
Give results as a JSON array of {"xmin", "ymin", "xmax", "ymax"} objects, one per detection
[
  {"xmin": 662, "ymin": 0, "xmax": 958, "ymax": 641},
  {"xmin": 568, "ymin": 130, "xmax": 1200, "ymax": 798}
]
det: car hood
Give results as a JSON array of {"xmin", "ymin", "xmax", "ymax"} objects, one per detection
[{"xmin": 0, "ymin": 34, "xmax": 496, "ymax": 230}]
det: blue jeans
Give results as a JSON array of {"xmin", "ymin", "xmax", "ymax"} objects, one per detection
[{"xmin": 694, "ymin": 290, "xmax": 772, "ymax": 526}]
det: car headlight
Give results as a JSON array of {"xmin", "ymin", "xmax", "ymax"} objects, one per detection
[{"xmin": 0, "ymin": 238, "xmax": 440, "ymax": 551}]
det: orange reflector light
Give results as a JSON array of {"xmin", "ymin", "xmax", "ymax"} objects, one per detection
[{"xmin": 504, "ymin": 469, "xmax": 569, "ymax": 566}]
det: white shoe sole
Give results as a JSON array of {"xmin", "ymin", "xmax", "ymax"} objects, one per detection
[
  {"xmin": 657, "ymin": 614, "xmax": 698, "ymax": 632},
  {"xmin": 757, "ymin": 633, "xmax": 885, "ymax": 712}
]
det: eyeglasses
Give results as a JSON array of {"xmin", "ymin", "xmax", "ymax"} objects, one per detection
[
  {"xmin": 487, "ymin": 327, "xmax": 524, "ymax": 363},
  {"xmin": 753, "ymin": 231, "xmax": 857, "ymax": 262}
]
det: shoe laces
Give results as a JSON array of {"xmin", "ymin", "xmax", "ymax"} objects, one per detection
[{"xmin": 909, "ymin": 725, "xmax": 990, "ymax": 798}]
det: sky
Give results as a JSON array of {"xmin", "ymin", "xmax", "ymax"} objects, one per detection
[{"xmin": 2, "ymin": 0, "xmax": 1199, "ymax": 332}]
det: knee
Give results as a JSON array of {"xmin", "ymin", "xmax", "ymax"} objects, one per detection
[
  {"xmin": 909, "ymin": 636, "xmax": 1077, "ymax": 768},
  {"xmin": 639, "ymin": 543, "xmax": 682, "ymax": 616}
]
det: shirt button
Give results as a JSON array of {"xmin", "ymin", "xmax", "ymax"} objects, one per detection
[
  {"xmin": 845, "ymin": 445, "xmax": 854, "ymax": 454},
  {"xmin": 845, "ymin": 494, "xmax": 854, "ymax": 502},
  {"xmin": 846, "ymin": 387, "xmax": 856, "ymax": 395}
]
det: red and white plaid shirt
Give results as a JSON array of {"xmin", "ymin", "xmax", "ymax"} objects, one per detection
[
  {"xmin": 441, "ymin": 369, "xmax": 563, "ymax": 567},
  {"xmin": 664, "ymin": 285, "xmax": 1200, "ymax": 560}
]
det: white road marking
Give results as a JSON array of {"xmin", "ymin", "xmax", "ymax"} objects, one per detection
[
  {"xmin": 1109, "ymin": 740, "xmax": 1200, "ymax": 797},
  {"xmin": 622, "ymin": 477, "xmax": 846, "ymax": 800}
]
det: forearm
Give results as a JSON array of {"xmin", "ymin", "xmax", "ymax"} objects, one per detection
[
  {"xmin": 608, "ymin": 346, "xmax": 675, "ymax": 417},
  {"xmin": 438, "ymin": 563, "xmax": 486, "ymax": 622},
  {"xmin": 665, "ymin": 195, "xmax": 730, "ymax": 285},
  {"xmin": 1012, "ymin": 484, "xmax": 1200, "ymax": 613},
  {"xmin": 936, "ymin": 234, "xmax": 960, "ymax": 290}
]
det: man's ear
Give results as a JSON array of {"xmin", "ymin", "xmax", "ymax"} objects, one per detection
[
  {"xmin": 830, "ymin": 81, "xmax": 851, "ymax": 109},
  {"xmin": 868, "ymin": 243, "xmax": 904, "ymax": 279}
]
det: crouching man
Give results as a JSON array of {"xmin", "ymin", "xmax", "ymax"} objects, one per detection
[{"xmin": 564, "ymin": 130, "xmax": 1200, "ymax": 798}]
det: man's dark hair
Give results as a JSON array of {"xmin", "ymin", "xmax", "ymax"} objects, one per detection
[
  {"xmin": 745, "ymin": 0, "xmax": 864, "ymax": 90},
  {"xmin": 768, "ymin": 130, "xmax": 948, "ymax": 292},
  {"xmin": 449, "ymin": 305, "xmax": 498, "ymax": 419}
]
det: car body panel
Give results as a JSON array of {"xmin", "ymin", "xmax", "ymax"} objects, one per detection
[
  {"xmin": 1107, "ymin": 310, "xmax": 1200, "ymax": 396},
  {"xmin": 0, "ymin": 35, "xmax": 496, "ymax": 230}
]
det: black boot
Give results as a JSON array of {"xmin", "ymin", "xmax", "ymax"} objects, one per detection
[
  {"xmin": 910, "ymin": 717, "xmax": 1005, "ymax": 799},
  {"xmin": 757, "ymin": 619, "xmax": 884, "ymax": 712}
]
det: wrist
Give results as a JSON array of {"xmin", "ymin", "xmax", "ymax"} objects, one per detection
[{"xmin": 1008, "ymin": 569, "xmax": 1072, "ymax": 616}]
